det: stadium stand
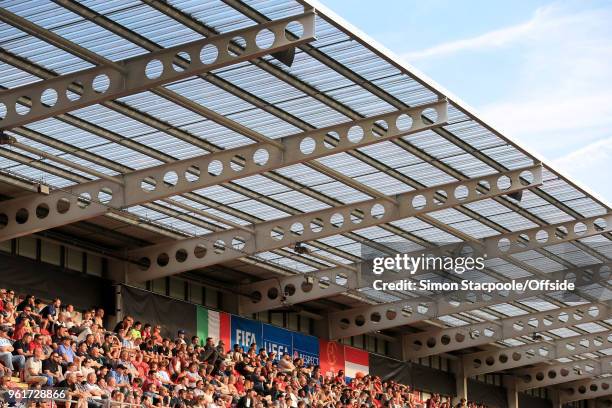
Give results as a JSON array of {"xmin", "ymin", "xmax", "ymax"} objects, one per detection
[{"xmin": 0, "ymin": 289, "xmax": 486, "ymax": 408}]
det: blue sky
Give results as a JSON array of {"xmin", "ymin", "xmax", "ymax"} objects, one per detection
[{"xmin": 320, "ymin": 0, "xmax": 612, "ymax": 205}]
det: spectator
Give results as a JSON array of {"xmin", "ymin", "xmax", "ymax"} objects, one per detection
[
  {"xmin": 93, "ymin": 308, "xmax": 105, "ymax": 328},
  {"xmin": 2, "ymin": 302, "xmax": 16, "ymax": 326},
  {"xmin": 42, "ymin": 351, "xmax": 63, "ymax": 386},
  {"xmin": 24, "ymin": 348, "xmax": 47, "ymax": 386},
  {"xmin": 1, "ymin": 291, "xmax": 16, "ymax": 312},
  {"xmin": 16, "ymin": 294, "xmax": 35, "ymax": 312},
  {"xmin": 83, "ymin": 371, "xmax": 107, "ymax": 399},
  {"xmin": 14, "ymin": 304, "xmax": 36, "ymax": 339},
  {"xmin": 455, "ymin": 398, "xmax": 467, "ymax": 408},
  {"xmin": 175, "ymin": 329, "xmax": 187, "ymax": 345},
  {"xmin": 58, "ymin": 336, "xmax": 77, "ymax": 365},
  {"xmin": 12, "ymin": 331, "xmax": 33, "ymax": 359},
  {"xmin": 151, "ymin": 325, "xmax": 163, "ymax": 345},
  {"xmin": 279, "ymin": 353, "xmax": 296, "ymax": 373},
  {"xmin": 0, "ymin": 289, "xmax": 7, "ymax": 314},
  {"xmin": 129, "ymin": 321, "xmax": 143, "ymax": 341},
  {"xmin": 0, "ymin": 325, "xmax": 25, "ymax": 377},
  {"xmin": 113, "ymin": 316, "xmax": 132, "ymax": 334},
  {"xmin": 108, "ymin": 363, "xmax": 130, "ymax": 388},
  {"xmin": 40, "ymin": 298, "xmax": 61, "ymax": 322},
  {"xmin": 200, "ymin": 337, "xmax": 218, "ymax": 365}
]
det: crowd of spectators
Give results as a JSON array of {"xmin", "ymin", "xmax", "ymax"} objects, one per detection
[{"xmin": 0, "ymin": 289, "xmax": 488, "ymax": 408}]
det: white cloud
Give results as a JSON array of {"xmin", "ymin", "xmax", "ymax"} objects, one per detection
[
  {"xmin": 479, "ymin": 92, "xmax": 612, "ymax": 154},
  {"xmin": 402, "ymin": 7, "xmax": 547, "ymax": 61},
  {"xmin": 553, "ymin": 137, "xmax": 612, "ymax": 205},
  {"xmin": 402, "ymin": 1, "xmax": 612, "ymax": 203}
]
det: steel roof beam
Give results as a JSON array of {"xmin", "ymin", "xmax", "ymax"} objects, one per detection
[
  {"xmin": 0, "ymin": 101, "xmax": 446, "ymax": 242},
  {"xmin": 239, "ymin": 265, "xmax": 360, "ymax": 313},
  {"xmin": 242, "ymin": 259, "xmax": 610, "ymax": 316},
  {"xmin": 558, "ymin": 378, "xmax": 612, "ymax": 404},
  {"xmin": 463, "ymin": 330, "xmax": 612, "ymax": 376},
  {"xmin": 485, "ymin": 217, "xmax": 611, "ymax": 257},
  {"xmin": 515, "ymin": 356, "xmax": 612, "ymax": 391},
  {"xmin": 124, "ymin": 165, "xmax": 542, "ymax": 282},
  {"xmin": 403, "ymin": 303, "xmax": 610, "ymax": 359},
  {"xmin": 0, "ymin": 9, "xmax": 315, "ymax": 130}
]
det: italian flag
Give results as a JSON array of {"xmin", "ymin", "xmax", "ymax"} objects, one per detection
[{"xmin": 196, "ymin": 307, "xmax": 230, "ymax": 352}]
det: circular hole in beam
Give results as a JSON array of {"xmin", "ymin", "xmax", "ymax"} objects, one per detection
[
  {"xmin": 253, "ymin": 148, "xmax": 269, "ymax": 166},
  {"xmin": 15, "ymin": 97, "xmax": 31, "ymax": 115},
  {"xmin": 15, "ymin": 208, "xmax": 29, "ymax": 224},
  {"xmin": 36, "ymin": 203, "xmax": 49, "ymax": 219},
  {"xmin": 285, "ymin": 21, "xmax": 304, "ymax": 40},
  {"xmin": 92, "ymin": 74, "xmax": 110, "ymax": 93},
  {"xmin": 200, "ymin": 44, "xmax": 218, "ymax": 64},
  {"xmin": 145, "ymin": 59, "xmax": 164, "ymax": 79},
  {"xmin": 255, "ymin": 28, "xmax": 275, "ymax": 49},
  {"xmin": 56, "ymin": 198, "xmax": 70, "ymax": 214},
  {"xmin": 78, "ymin": 192, "xmax": 91, "ymax": 209},
  {"xmin": 66, "ymin": 81, "xmax": 83, "ymax": 101},
  {"xmin": 41, "ymin": 88, "xmax": 58, "ymax": 107}
]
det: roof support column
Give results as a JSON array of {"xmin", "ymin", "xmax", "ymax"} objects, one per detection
[
  {"xmin": 550, "ymin": 389, "xmax": 562, "ymax": 408},
  {"xmin": 452, "ymin": 359, "xmax": 468, "ymax": 406},
  {"xmin": 504, "ymin": 376, "xmax": 519, "ymax": 408}
]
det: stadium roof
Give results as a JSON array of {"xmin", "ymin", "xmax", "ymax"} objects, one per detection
[{"xmin": 0, "ymin": 0, "xmax": 611, "ymax": 400}]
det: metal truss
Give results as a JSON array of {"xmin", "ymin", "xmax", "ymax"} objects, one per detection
[
  {"xmin": 124, "ymin": 165, "xmax": 542, "ymax": 282},
  {"xmin": 327, "ymin": 252, "xmax": 610, "ymax": 339},
  {"xmin": 0, "ymin": 11, "xmax": 315, "ymax": 130},
  {"xmin": 403, "ymin": 303, "xmax": 609, "ymax": 359},
  {"xmin": 515, "ymin": 356, "xmax": 612, "ymax": 391},
  {"xmin": 418, "ymin": 213, "xmax": 612, "ymax": 261},
  {"xmin": 558, "ymin": 377, "xmax": 612, "ymax": 404},
  {"xmin": 462, "ymin": 329, "xmax": 612, "ymax": 376},
  {"xmin": 0, "ymin": 179, "xmax": 123, "ymax": 242},
  {"xmin": 484, "ymin": 215, "xmax": 612, "ymax": 258},
  {"xmin": 0, "ymin": 100, "xmax": 447, "ymax": 242},
  {"xmin": 248, "ymin": 257, "xmax": 610, "ymax": 332},
  {"xmin": 238, "ymin": 265, "xmax": 360, "ymax": 313}
]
